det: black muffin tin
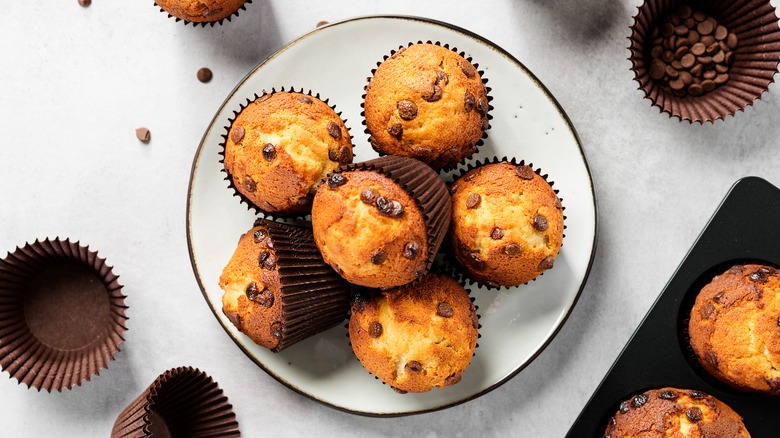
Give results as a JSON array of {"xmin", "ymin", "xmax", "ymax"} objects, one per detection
[{"xmin": 567, "ymin": 176, "xmax": 780, "ymax": 437}]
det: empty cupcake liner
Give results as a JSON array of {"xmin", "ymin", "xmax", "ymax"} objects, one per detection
[
  {"xmin": 0, "ymin": 238, "xmax": 127, "ymax": 391},
  {"xmin": 153, "ymin": 0, "xmax": 252, "ymax": 27},
  {"xmin": 629, "ymin": 0, "xmax": 780, "ymax": 123},
  {"xmin": 361, "ymin": 40, "xmax": 493, "ymax": 171},
  {"xmin": 219, "ymin": 86, "xmax": 354, "ymax": 220},
  {"xmin": 111, "ymin": 366, "xmax": 240, "ymax": 438}
]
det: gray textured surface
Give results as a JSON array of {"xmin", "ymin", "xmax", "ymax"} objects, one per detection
[{"xmin": 1, "ymin": 1, "xmax": 778, "ymax": 436}]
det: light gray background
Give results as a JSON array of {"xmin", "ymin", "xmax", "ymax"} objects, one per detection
[{"xmin": 1, "ymin": 1, "xmax": 778, "ymax": 437}]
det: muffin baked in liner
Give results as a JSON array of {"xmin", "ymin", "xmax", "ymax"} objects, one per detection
[
  {"xmin": 111, "ymin": 366, "xmax": 240, "ymax": 438},
  {"xmin": 446, "ymin": 156, "xmax": 566, "ymax": 290},
  {"xmin": 0, "ymin": 238, "xmax": 127, "ymax": 391},
  {"xmin": 361, "ymin": 41, "xmax": 493, "ymax": 171},
  {"xmin": 153, "ymin": 0, "xmax": 251, "ymax": 27},
  {"xmin": 629, "ymin": 0, "xmax": 780, "ymax": 123},
  {"xmin": 219, "ymin": 87, "xmax": 353, "ymax": 220}
]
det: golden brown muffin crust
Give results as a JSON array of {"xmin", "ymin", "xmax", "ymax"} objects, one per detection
[
  {"xmin": 604, "ymin": 388, "xmax": 750, "ymax": 438},
  {"xmin": 348, "ymin": 273, "xmax": 479, "ymax": 393},
  {"xmin": 224, "ymin": 91, "xmax": 352, "ymax": 215},
  {"xmin": 449, "ymin": 162, "xmax": 564, "ymax": 287},
  {"xmin": 364, "ymin": 43, "xmax": 489, "ymax": 169},
  {"xmin": 155, "ymin": 0, "xmax": 246, "ymax": 22},
  {"xmin": 689, "ymin": 264, "xmax": 780, "ymax": 394}
]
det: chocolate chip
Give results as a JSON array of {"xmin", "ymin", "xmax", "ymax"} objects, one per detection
[
  {"xmin": 423, "ymin": 85, "xmax": 443, "ymax": 102},
  {"xmin": 298, "ymin": 96, "xmax": 312, "ymax": 104},
  {"xmin": 397, "ymin": 100, "xmax": 418, "ymax": 120},
  {"xmin": 631, "ymin": 394, "xmax": 648, "ymax": 408},
  {"xmin": 435, "ymin": 71, "xmax": 449, "ymax": 86},
  {"xmin": 470, "ymin": 307, "xmax": 479, "ymax": 329},
  {"xmin": 477, "ymin": 99, "xmax": 489, "ymax": 116},
  {"xmin": 253, "ymin": 229, "xmax": 267, "ymax": 243},
  {"xmin": 405, "ymin": 361, "xmax": 423, "ymax": 372},
  {"xmin": 296, "ymin": 196, "xmax": 311, "ymax": 206},
  {"xmin": 449, "ymin": 183, "xmax": 459, "ymax": 196},
  {"xmin": 444, "ymin": 373, "xmax": 462, "ymax": 386},
  {"xmin": 371, "ymin": 251, "xmax": 387, "ymax": 265},
  {"xmin": 337, "ymin": 145, "xmax": 352, "ymax": 164},
  {"xmin": 388, "ymin": 201, "xmax": 404, "ymax": 217},
  {"xmin": 750, "ymin": 269, "xmax": 770, "ymax": 283},
  {"xmin": 533, "ymin": 214, "xmax": 548, "ymax": 231},
  {"xmin": 618, "ymin": 401, "xmax": 630, "ymax": 414},
  {"xmin": 700, "ymin": 302, "xmax": 715, "ymax": 319},
  {"xmin": 538, "ymin": 256, "xmax": 555, "ymax": 270},
  {"xmin": 197, "ymin": 67, "xmax": 213, "ymax": 83},
  {"xmin": 358, "ymin": 189, "xmax": 376, "ymax": 205},
  {"xmin": 468, "ymin": 252, "xmax": 486, "ymax": 270},
  {"xmin": 768, "ymin": 378, "xmax": 780, "ymax": 391},
  {"xmin": 327, "ymin": 173, "xmax": 347, "ymax": 189},
  {"xmin": 777, "ymin": 315, "xmax": 780, "ymax": 327},
  {"xmin": 705, "ymin": 351, "xmax": 719, "ymax": 368},
  {"xmin": 242, "ymin": 175, "xmax": 256, "ymax": 192},
  {"xmin": 464, "ymin": 91, "xmax": 476, "ymax": 112},
  {"xmin": 458, "ymin": 60, "xmax": 476, "ymax": 78},
  {"xmin": 555, "ymin": 197, "xmax": 563, "ymax": 209},
  {"xmin": 686, "ymin": 407, "xmax": 703, "ymax": 422},
  {"xmin": 689, "ymin": 390, "xmax": 705, "ymax": 399},
  {"xmin": 515, "ymin": 165, "xmax": 535, "ymax": 180},
  {"xmin": 659, "ymin": 390, "xmax": 676, "ymax": 400},
  {"xmin": 316, "ymin": 20, "xmax": 329, "ymax": 28},
  {"xmin": 327, "ymin": 121, "xmax": 342, "ymax": 140},
  {"xmin": 265, "ymin": 237, "xmax": 274, "ymax": 249},
  {"xmin": 491, "ymin": 227, "xmax": 504, "ymax": 240},
  {"xmin": 257, "ymin": 289, "xmax": 274, "ymax": 308},
  {"xmin": 328, "ymin": 149, "xmax": 339, "ymax": 162},
  {"xmin": 262, "ymin": 143, "xmax": 276, "ymax": 162},
  {"xmin": 387, "ymin": 124, "xmax": 403, "ymax": 139},
  {"xmin": 135, "ymin": 127, "xmax": 151, "ymax": 143},
  {"xmin": 376, "ymin": 196, "xmax": 404, "ymax": 218},
  {"xmin": 466, "ymin": 193, "xmax": 481, "ymax": 209},
  {"xmin": 78, "ymin": 0, "xmax": 91, "ymax": 7},
  {"xmin": 392, "ymin": 387, "xmax": 408, "ymax": 394},
  {"xmin": 231, "ymin": 126, "xmax": 245, "ymax": 143},
  {"xmin": 270, "ymin": 321, "xmax": 283, "ymax": 338},
  {"xmin": 403, "ymin": 241, "xmax": 420, "ymax": 259},
  {"xmin": 259, "ymin": 251, "xmax": 275, "ymax": 270},
  {"xmin": 369, "ymin": 321, "xmax": 382, "ymax": 338},
  {"xmin": 245, "ymin": 282, "xmax": 260, "ymax": 301},
  {"xmin": 504, "ymin": 244, "xmax": 521, "ymax": 256},
  {"xmin": 437, "ymin": 302, "xmax": 454, "ymax": 318}
]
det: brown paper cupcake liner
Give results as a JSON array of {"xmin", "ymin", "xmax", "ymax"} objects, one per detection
[
  {"xmin": 219, "ymin": 87, "xmax": 354, "ymax": 220},
  {"xmin": 361, "ymin": 40, "xmax": 493, "ymax": 171},
  {"xmin": 111, "ymin": 366, "xmax": 240, "ymax": 438},
  {"xmin": 153, "ymin": 0, "xmax": 252, "ymax": 27},
  {"xmin": 629, "ymin": 0, "xmax": 780, "ymax": 123},
  {"xmin": 445, "ymin": 157, "xmax": 566, "ymax": 291},
  {"xmin": 329, "ymin": 156, "xmax": 452, "ymax": 286},
  {"xmin": 0, "ymin": 238, "xmax": 127, "ymax": 391}
]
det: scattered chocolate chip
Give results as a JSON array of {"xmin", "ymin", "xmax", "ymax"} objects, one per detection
[
  {"xmin": 437, "ymin": 302, "xmax": 454, "ymax": 318},
  {"xmin": 538, "ymin": 256, "xmax": 555, "ymax": 270},
  {"xmin": 444, "ymin": 373, "xmax": 462, "ymax": 386},
  {"xmin": 405, "ymin": 361, "xmax": 423, "ymax": 373},
  {"xmin": 327, "ymin": 173, "xmax": 347, "ymax": 189},
  {"xmin": 466, "ymin": 193, "xmax": 481, "ymax": 209},
  {"xmin": 327, "ymin": 121, "xmax": 342, "ymax": 140},
  {"xmin": 686, "ymin": 407, "xmax": 703, "ymax": 422},
  {"xmin": 270, "ymin": 321, "xmax": 283, "ymax": 338},
  {"xmin": 701, "ymin": 302, "xmax": 716, "ymax": 319},
  {"xmin": 298, "ymin": 96, "xmax": 312, "ymax": 104},
  {"xmin": 369, "ymin": 321, "xmax": 382, "ymax": 338},
  {"xmin": 705, "ymin": 351, "xmax": 719, "ymax": 368},
  {"xmin": 262, "ymin": 143, "xmax": 276, "ymax": 162},
  {"xmin": 464, "ymin": 91, "xmax": 476, "ymax": 112},
  {"xmin": 504, "ymin": 244, "xmax": 521, "ymax": 256},
  {"xmin": 78, "ymin": 0, "xmax": 91, "ymax": 6},
  {"xmin": 253, "ymin": 229, "xmax": 267, "ymax": 243},
  {"xmin": 659, "ymin": 390, "xmax": 676, "ymax": 400},
  {"xmin": 397, "ymin": 100, "xmax": 418, "ymax": 120},
  {"xmin": 371, "ymin": 251, "xmax": 388, "ymax": 265},
  {"xmin": 245, "ymin": 282, "xmax": 260, "ymax": 301},
  {"xmin": 135, "ymin": 127, "xmax": 151, "ymax": 143},
  {"xmin": 403, "ymin": 241, "xmax": 420, "ymax": 259},
  {"xmin": 242, "ymin": 175, "xmax": 256, "ymax": 192},
  {"xmin": 491, "ymin": 227, "xmax": 504, "ymax": 240},
  {"xmin": 533, "ymin": 214, "xmax": 549, "ymax": 231},
  {"xmin": 515, "ymin": 165, "xmax": 535, "ymax": 180},
  {"xmin": 197, "ymin": 67, "xmax": 213, "ymax": 83},
  {"xmin": 230, "ymin": 126, "xmax": 245, "ymax": 143},
  {"xmin": 619, "ymin": 401, "xmax": 630, "ymax": 414},
  {"xmin": 316, "ymin": 20, "xmax": 329, "ymax": 28},
  {"xmin": 387, "ymin": 124, "xmax": 403, "ymax": 139},
  {"xmin": 392, "ymin": 386, "xmax": 408, "ymax": 394},
  {"xmin": 631, "ymin": 394, "xmax": 648, "ymax": 408},
  {"xmin": 689, "ymin": 390, "xmax": 705, "ymax": 399},
  {"xmin": 458, "ymin": 60, "xmax": 476, "ymax": 78}
]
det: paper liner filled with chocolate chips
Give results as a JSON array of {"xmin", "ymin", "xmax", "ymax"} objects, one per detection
[
  {"xmin": 629, "ymin": 0, "xmax": 780, "ymax": 123},
  {"xmin": 219, "ymin": 219, "xmax": 352, "ymax": 352},
  {"xmin": 111, "ymin": 366, "xmax": 240, "ymax": 438},
  {"xmin": 153, "ymin": 0, "xmax": 252, "ymax": 27},
  {"xmin": 0, "ymin": 238, "xmax": 128, "ymax": 391},
  {"xmin": 219, "ymin": 87, "xmax": 354, "ymax": 219}
]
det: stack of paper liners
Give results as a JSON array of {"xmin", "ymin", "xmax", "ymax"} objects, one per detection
[
  {"xmin": 0, "ymin": 238, "xmax": 127, "ymax": 391},
  {"xmin": 111, "ymin": 367, "xmax": 240, "ymax": 438}
]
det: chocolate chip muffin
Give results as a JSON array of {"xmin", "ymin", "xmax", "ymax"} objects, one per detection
[
  {"xmin": 449, "ymin": 160, "xmax": 564, "ymax": 287},
  {"xmin": 223, "ymin": 90, "xmax": 353, "ymax": 216},
  {"xmin": 689, "ymin": 264, "xmax": 780, "ymax": 394},
  {"xmin": 219, "ymin": 219, "xmax": 351, "ymax": 352},
  {"xmin": 155, "ymin": 0, "xmax": 248, "ymax": 24},
  {"xmin": 348, "ymin": 273, "xmax": 478, "ymax": 393},
  {"xmin": 311, "ymin": 156, "xmax": 451, "ymax": 289},
  {"xmin": 604, "ymin": 388, "xmax": 749, "ymax": 437},
  {"xmin": 364, "ymin": 43, "xmax": 489, "ymax": 170}
]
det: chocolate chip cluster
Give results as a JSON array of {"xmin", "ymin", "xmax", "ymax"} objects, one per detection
[{"xmin": 648, "ymin": 4, "xmax": 738, "ymax": 97}]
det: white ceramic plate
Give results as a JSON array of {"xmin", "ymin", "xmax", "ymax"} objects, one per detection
[{"xmin": 187, "ymin": 16, "xmax": 597, "ymax": 416}]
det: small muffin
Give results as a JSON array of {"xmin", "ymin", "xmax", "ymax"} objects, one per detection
[
  {"xmin": 689, "ymin": 264, "xmax": 780, "ymax": 394},
  {"xmin": 348, "ymin": 273, "xmax": 478, "ymax": 393},
  {"xmin": 223, "ymin": 90, "xmax": 352, "ymax": 216},
  {"xmin": 449, "ymin": 161, "xmax": 564, "ymax": 287},
  {"xmin": 311, "ymin": 156, "xmax": 450, "ymax": 289},
  {"xmin": 603, "ymin": 388, "xmax": 750, "ymax": 437},
  {"xmin": 364, "ymin": 43, "xmax": 489, "ymax": 170},
  {"xmin": 219, "ymin": 219, "xmax": 351, "ymax": 352},
  {"xmin": 155, "ymin": 0, "xmax": 247, "ymax": 23}
]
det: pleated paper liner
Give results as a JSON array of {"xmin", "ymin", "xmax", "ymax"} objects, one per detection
[
  {"xmin": 444, "ymin": 157, "xmax": 566, "ymax": 291},
  {"xmin": 629, "ymin": 0, "xmax": 780, "ymax": 123},
  {"xmin": 361, "ymin": 40, "xmax": 493, "ymax": 171},
  {"xmin": 153, "ymin": 0, "xmax": 252, "ymax": 27},
  {"xmin": 0, "ymin": 238, "xmax": 127, "ymax": 391},
  {"xmin": 219, "ymin": 87, "xmax": 354, "ymax": 220},
  {"xmin": 111, "ymin": 366, "xmax": 240, "ymax": 438}
]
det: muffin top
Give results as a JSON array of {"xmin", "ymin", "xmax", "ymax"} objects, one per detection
[
  {"xmin": 604, "ymin": 388, "xmax": 749, "ymax": 438},
  {"xmin": 348, "ymin": 273, "xmax": 479, "ymax": 393},
  {"xmin": 689, "ymin": 264, "xmax": 780, "ymax": 394},
  {"xmin": 311, "ymin": 168, "xmax": 428, "ymax": 288},
  {"xmin": 224, "ymin": 91, "xmax": 352, "ymax": 216},
  {"xmin": 219, "ymin": 223, "xmax": 283, "ymax": 351},
  {"xmin": 449, "ymin": 161, "xmax": 564, "ymax": 287},
  {"xmin": 364, "ymin": 43, "xmax": 489, "ymax": 169},
  {"xmin": 155, "ymin": 0, "xmax": 247, "ymax": 23}
]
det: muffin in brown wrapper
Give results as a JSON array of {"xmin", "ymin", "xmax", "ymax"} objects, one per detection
[
  {"xmin": 111, "ymin": 366, "xmax": 240, "ymax": 438},
  {"xmin": 629, "ymin": 0, "xmax": 780, "ymax": 123},
  {"xmin": 154, "ymin": 0, "xmax": 251, "ymax": 27},
  {"xmin": 0, "ymin": 238, "xmax": 127, "ymax": 391},
  {"xmin": 220, "ymin": 218, "xmax": 352, "ymax": 352}
]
